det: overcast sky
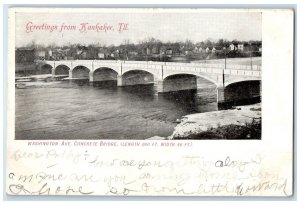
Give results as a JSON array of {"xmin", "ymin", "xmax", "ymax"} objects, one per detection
[{"xmin": 15, "ymin": 10, "xmax": 262, "ymax": 47}]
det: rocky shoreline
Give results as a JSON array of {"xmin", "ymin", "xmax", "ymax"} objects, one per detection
[{"xmin": 148, "ymin": 103, "xmax": 261, "ymax": 140}]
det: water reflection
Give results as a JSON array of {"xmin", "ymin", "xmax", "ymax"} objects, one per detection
[
  {"xmin": 91, "ymin": 80, "xmax": 117, "ymax": 88},
  {"xmin": 160, "ymin": 90, "xmax": 198, "ymax": 113}
]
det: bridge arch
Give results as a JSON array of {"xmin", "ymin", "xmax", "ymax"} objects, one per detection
[
  {"xmin": 40, "ymin": 64, "xmax": 53, "ymax": 74},
  {"xmin": 225, "ymin": 79, "xmax": 261, "ymax": 88},
  {"xmin": 223, "ymin": 80, "xmax": 261, "ymax": 104},
  {"xmin": 122, "ymin": 67, "xmax": 159, "ymax": 80},
  {"xmin": 93, "ymin": 66, "xmax": 120, "ymax": 75},
  {"xmin": 72, "ymin": 65, "xmax": 90, "ymax": 79},
  {"xmin": 162, "ymin": 74, "xmax": 197, "ymax": 93},
  {"xmin": 163, "ymin": 72, "xmax": 218, "ymax": 86},
  {"xmin": 121, "ymin": 70, "xmax": 155, "ymax": 86},
  {"xmin": 162, "ymin": 73, "xmax": 218, "ymax": 93},
  {"xmin": 93, "ymin": 67, "xmax": 118, "ymax": 82},
  {"xmin": 54, "ymin": 64, "xmax": 70, "ymax": 75}
]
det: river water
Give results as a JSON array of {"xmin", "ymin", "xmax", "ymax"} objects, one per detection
[{"xmin": 15, "ymin": 79, "xmax": 217, "ymax": 140}]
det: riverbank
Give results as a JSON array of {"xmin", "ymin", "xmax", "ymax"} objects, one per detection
[
  {"xmin": 170, "ymin": 103, "xmax": 261, "ymax": 140},
  {"xmin": 148, "ymin": 103, "xmax": 261, "ymax": 140}
]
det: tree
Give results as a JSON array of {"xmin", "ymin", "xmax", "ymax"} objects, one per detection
[
  {"xmin": 184, "ymin": 39, "xmax": 194, "ymax": 51},
  {"xmin": 204, "ymin": 39, "xmax": 213, "ymax": 48},
  {"xmin": 216, "ymin": 39, "xmax": 230, "ymax": 49}
]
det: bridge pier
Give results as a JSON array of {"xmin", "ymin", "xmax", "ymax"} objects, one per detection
[
  {"xmin": 117, "ymin": 75, "xmax": 123, "ymax": 86},
  {"xmin": 51, "ymin": 68, "xmax": 55, "ymax": 77},
  {"xmin": 155, "ymin": 80, "xmax": 164, "ymax": 93},
  {"xmin": 69, "ymin": 70, "xmax": 73, "ymax": 79},
  {"xmin": 89, "ymin": 71, "xmax": 94, "ymax": 85},
  {"xmin": 217, "ymin": 86, "xmax": 225, "ymax": 104},
  {"xmin": 89, "ymin": 72, "xmax": 94, "ymax": 82}
]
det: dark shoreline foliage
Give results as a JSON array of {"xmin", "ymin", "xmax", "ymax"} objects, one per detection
[{"xmin": 173, "ymin": 118, "xmax": 261, "ymax": 140}]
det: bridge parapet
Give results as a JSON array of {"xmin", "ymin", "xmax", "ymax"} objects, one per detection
[
  {"xmin": 44, "ymin": 60, "xmax": 261, "ymax": 79},
  {"xmin": 224, "ymin": 69, "xmax": 261, "ymax": 77},
  {"xmin": 124, "ymin": 61, "xmax": 148, "ymax": 64},
  {"xmin": 45, "ymin": 60, "xmax": 260, "ymax": 70},
  {"xmin": 226, "ymin": 64, "xmax": 261, "ymax": 71},
  {"xmin": 93, "ymin": 61, "xmax": 120, "ymax": 66},
  {"xmin": 163, "ymin": 65, "xmax": 224, "ymax": 73}
]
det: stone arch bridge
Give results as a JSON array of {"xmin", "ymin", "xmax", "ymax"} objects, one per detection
[{"xmin": 41, "ymin": 60, "xmax": 261, "ymax": 104}]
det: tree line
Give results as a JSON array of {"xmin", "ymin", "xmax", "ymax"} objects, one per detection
[{"xmin": 20, "ymin": 38, "xmax": 262, "ymax": 61}]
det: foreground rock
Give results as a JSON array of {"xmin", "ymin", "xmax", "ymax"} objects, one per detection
[{"xmin": 168, "ymin": 103, "xmax": 261, "ymax": 140}]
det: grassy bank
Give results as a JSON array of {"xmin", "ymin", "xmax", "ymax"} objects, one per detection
[{"xmin": 172, "ymin": 118, "xmax": 261, "ymax": 140}]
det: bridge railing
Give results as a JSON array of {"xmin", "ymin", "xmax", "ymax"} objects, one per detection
[
  {"xmin": 44, "ymin": 60, "xmax": 261, "ymax": 75},
  {"xmin": 123, "ymin": 63, "xmax": 261, "ymax": 77},
  {"xmin": 122, "ymin": 61, "xmax": 261, "ymax": 70},
  {"xmin": 163, "ymin": 65, "xmax": 225, "ymax": 74},
  {"xmin": 226, "ymin": 64, "xmax": 261, "ymax": 71},
  {"xmin": 224, "ymin": 69, "xmax": 261, "ymax": 77},
  {"xmin": 122, "ymin": 63, "xmax": 162, "ymax": 70},
  {"xmin": 93, "ymin": 61, "xmax": 122, "ymax": 67}
]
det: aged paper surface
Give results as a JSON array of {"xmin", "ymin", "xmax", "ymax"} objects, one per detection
[{"xmin": 6, "ymin": 8, "xmax": 293, "ymax": 196}]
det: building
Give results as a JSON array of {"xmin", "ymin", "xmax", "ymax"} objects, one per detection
[
  {"xmin": 151, "ymin": 47, "xmax": 159, "ymax": 54},
  {"xmin": 185, "ymin": 50, "xmax": 191, "ymax": 55},
  {"xmin": 165, "ymin": 49, "xmax": 173, "ymax": 55},
  {"xmin": 229, "ymin": 44, "xmax": 237, "ymax": 51},
  {"xmin": 128, "ymin": 51, "xmax": 138, "ymax": 56},
  {"xmin": 51, "ymin": 50, "xmax": 65, "ymax": 60},
  {"xmin": 237, "ymin": 44, "xmax": 244, "ymax": 51},
  {"xmin": 197, "ymin": 47, "xmax": 203, "ymax": 52},
  {"xmin": 98, "ymin": 53, "xmax": 105, "ymax": 59}
]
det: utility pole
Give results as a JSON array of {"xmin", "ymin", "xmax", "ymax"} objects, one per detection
[
  {"xmin": 222, "ymin": 47, "xmax": 227, "ymax": 87},
  {"xmin": 146, "ymin": 47, "xmax": 149, "ymax": 62},
  {"xmin": 250, "ymin": 42, "xmax": 253, "ymax": 70},
  {"xmin": 223, "ymin": 47, "xmax": 227, "ymax": 70}
]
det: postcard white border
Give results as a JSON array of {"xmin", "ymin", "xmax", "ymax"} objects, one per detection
[{"xmin": 5, "ymin": 7, "xmax": 294, "ymax": 198}]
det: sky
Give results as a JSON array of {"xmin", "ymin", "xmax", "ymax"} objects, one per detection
[{"xmin": 15, "ymin": 10, "xmax": 262, "ymax": 47}]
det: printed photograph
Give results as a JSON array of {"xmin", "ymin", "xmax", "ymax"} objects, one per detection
[{"xmin": 14, "ymin": 10, "xmax": 262, "ymax": 140}]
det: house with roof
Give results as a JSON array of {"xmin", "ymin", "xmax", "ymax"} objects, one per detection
[
  {"xmin": 229, "ymin": 44, "xmax": 237, "ymax": 51},
  {"xmin": 212, "ymin": 47, "xmax": 216, "ymax": 53},
  {"xmin": 237, "ymin": 44, "xmax": 244, "ymax": 51},
  {"xmin": 98, "ymin": 53, "xmax": 105, "ymax": 59},
  {"xmin": 165, "ymin": 49, "xmax": 173, "ymax": 56},
  {"xmin": 151, "ymin": 46, "xmax": 159, "ymax": 54}
]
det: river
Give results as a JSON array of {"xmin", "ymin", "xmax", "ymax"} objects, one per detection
[{"xmin": 15, "ymin": 79, "xmax": 218, "ymax": 140}]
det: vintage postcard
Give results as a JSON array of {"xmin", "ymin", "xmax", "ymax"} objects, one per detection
[{"xmin": 6, "ymin": 8, "xmax": 294, "ymax": 196}]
